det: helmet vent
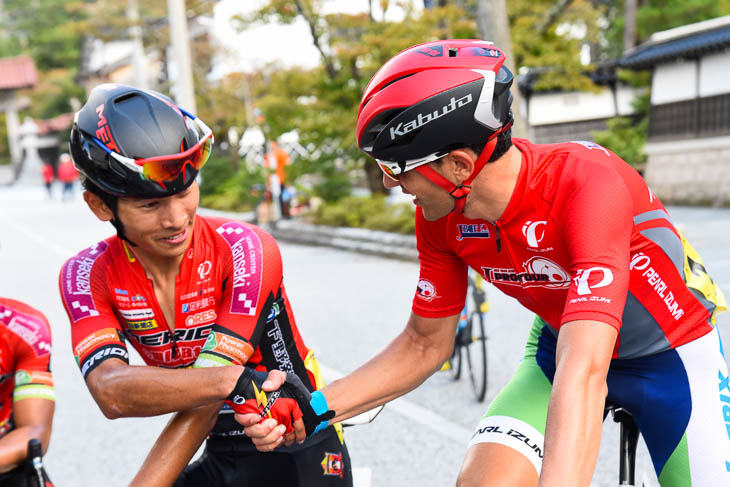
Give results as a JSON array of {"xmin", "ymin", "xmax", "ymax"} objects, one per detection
[
  {"xmin": 114, "ymin": 92, "xmax": 138, "ymax": 104},
  {"xmin": 449, "ymin": 48, "xmax": 458, "ymax": 57}
]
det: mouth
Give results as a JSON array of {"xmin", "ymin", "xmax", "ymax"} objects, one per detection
[{"xmin": 160, "ymin": 227, "xmax": 188, "ymax": 245}]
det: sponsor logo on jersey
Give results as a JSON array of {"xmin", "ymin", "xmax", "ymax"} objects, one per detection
[
  {"xmin": 6, "ymin": 313, "xmax": 52, "ymax": 357},
  {"xmin": 127, "ymin": 319, "xmax": 158, "ymax": 331},
  {"xmin": 197, "ymin": 260, "xmax": 212, "ymax": 280},
  {"xmin": 61, "ymin": 242, "xmax": 108, "ymax": 322},
  {"xmin": 267, "ymin": 321, "xmax": 294, "ymax": 374},
  {"xmin": 718, "ymin": 370, "xmax": 730, "ymax": 472},
  {"xmin": 522, "ymin": 220, "xmax": 547, "ymax": 248},
  {"xmin": 389, "ymin": 94, "xmax": 473, "ymax": 141},
  {"xmin": 81, "ymin": 345, "xmax": 128, "ymax": 377},
  {"xmin": 74, "ymin": 328, "xmax": 120, "ymax": 358},
  {"xmin": 131, "ymin": 294, "xmax": 146, "ymax": 302},
  {"xmin": 321, "ymin": 452, "xmax": 344, "ymax": 477},
  {"xmin": 266, "ymin": 302, "xmax": 281, "ymax": 323},
  {"xmin": 482, "ymin": 257, "xmax": 570, "ymax": 289},
  {"xmin": 119, "ymin": 308, "xmax": 154, "ymax": 321},
  {"xmin": 416, "ymin": 279, "xmax": 439, "ymax": 302},
  {"xmin": 216, "ymin": 222, "xmax": 263, "ymax": 316},
  {"xmin": 114, "ymin": 288, "xmax": 128, "ymax": 295},
  {"xmin": 181, "ymin": 297, "xmax": 215, "ymax": 313},
  {"xmin": 14, "ymin": 370, "xmax": 53, "ymax": 387},
  {"xmin": 185, "ymin": 310, "xmax": 217, "ymax": 327},
  {"xmin": 629, "ymin": 252, "xmax": 685, "ymax": 320},
  {"xmin": 573, "ymin": 267, "xmax": 614, "ymax": 295},
  {"xmin": 456, "ymin": 223, "xmax": 490, "ymax": 241},
  {"xmin": 571, "ymin": 140, "xmax": 610, "ymax": 156},
  {"xmin": 129, "ymin": 323, "xmax": 213, "ymax": 348},
  {"xmin": 204, "ymin": 332, "xmax": 254, "ymax": 365}
]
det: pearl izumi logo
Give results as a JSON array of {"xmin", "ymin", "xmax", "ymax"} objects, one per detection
[
  {"xmin": 522, "ymin": 221, "xmax": 547, "ymax": 248},
  {"xmin": 389, "ymin": 94, "xmax": 473, "ymax": 140},
  {"xmin": 573, "ymin": 267, "xmax": 613, "ymax": 295}
]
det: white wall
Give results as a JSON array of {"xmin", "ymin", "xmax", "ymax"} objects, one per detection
[
  {"xmin": 699, "ymin": 50, "xmax": 730, "ymax": 97},
  {"xmin": 651, "ymin": 59, "xmax": 697, "ymax": 104},
  {"xmin": 528, "ymin": 87, "xmax": 641, "ymax": 125}
]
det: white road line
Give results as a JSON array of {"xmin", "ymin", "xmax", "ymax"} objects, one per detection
[{"xmin": 319, "ymin": 363, "xmax": 474, "ymax": 445}]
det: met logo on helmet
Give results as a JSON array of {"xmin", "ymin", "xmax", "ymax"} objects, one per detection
[{"xmin": 389, "ymin": 94, "xmax": 473, "ymax": 141}]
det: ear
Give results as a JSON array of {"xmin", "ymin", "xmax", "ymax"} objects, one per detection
[
  {"xmin": 448, "ymin": 149, "xmax": 477, "ymax": 184},
  {"xmin": 83, "ymin": 191, "xmax": 114, "ymax": 222}
]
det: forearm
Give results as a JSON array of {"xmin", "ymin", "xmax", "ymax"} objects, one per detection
[
  {"xmin": 0, "ymin": 424, "xmax": 49, "ymax": 473},
  {"xmin": 538, "ymin": 362, "xmax": 607, "ymax": 486},
  {"xmin": 91, "ymin": 362, "xmax": 241, "ymax": 418},
  {"xmin": 129, "ymin": 402, "xmax": 222, "ymax": 487},
  {"xmin": 326, "ymin": 322, "xmax": 451, "ymax": 422}
]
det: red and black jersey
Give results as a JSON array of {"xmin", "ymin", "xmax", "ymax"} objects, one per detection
[
  {"xmin": 59, "ymin": 216, "xmax": 324, "ymax": 438},
  {"xmin": 413, "ymin": 138, "xmax": 725, "ymax": 359},
  {"xmin": 0, "ymin": 298, "xmax": 54, "ymax": 438}
]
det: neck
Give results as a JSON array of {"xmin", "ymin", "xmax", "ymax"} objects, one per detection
[
  {"xmin": 462, "ymin": 145, "xmax": 522, "ymax": 222},
  {"xmin": 126, "ymin": 243, "xmax": 186, "ymax": 284}
]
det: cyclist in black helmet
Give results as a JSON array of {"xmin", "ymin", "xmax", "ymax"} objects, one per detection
[{"xmin": 61, "ymin": 84, "xmax": 352, "ymax": 486}]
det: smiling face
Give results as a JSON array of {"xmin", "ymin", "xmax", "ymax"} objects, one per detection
[
  {"xmin": 382, "ymin": 162, "xmax": 456, "ymax": 221},
  {"xmin": 114, "ymin": 182, "xmax": 199, "ymax": 260},
  {"xmin": 85, "ymin": 182, "xmax": 199, "ymax": 262}
]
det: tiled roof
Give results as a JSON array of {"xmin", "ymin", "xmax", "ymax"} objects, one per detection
[
  {"xmin": 620, "ymin": 17, "xmax": 730, "ymax": 69},
  {"xmin": 0, "ymin": 56, "xmax": 37, "ymax": 90}
]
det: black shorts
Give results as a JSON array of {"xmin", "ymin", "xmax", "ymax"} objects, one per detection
[{"xmin": 174, "ymin": 426, "xmax": 353, "ymax": 487}]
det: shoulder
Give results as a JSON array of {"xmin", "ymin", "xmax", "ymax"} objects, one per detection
[
  {"xmin": 59, "ymin": 237, "xmax": 117, "ymax": 319},
  {"xmin": 201, "ymin": 216, "xmax": 280, "ymax": 262},
  {"xmin": 0, "ymin": 298, "xmax": 53, "ymax": 354}
]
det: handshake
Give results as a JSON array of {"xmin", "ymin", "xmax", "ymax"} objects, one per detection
[{"xmin": 226, "ymin": 368, "xmax": 335, "ymax": 438}]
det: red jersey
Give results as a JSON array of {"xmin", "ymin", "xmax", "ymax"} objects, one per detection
[
  {"xmin": 59, "ymin": 216, "xmax": 325, "ymax": 438},
  {"xmin": 414, "ymin": 138, "xmax": 726, "ymax": 359},
  {"xmin": 0, "ymin": 298, "xmax": 54, "ymax": 438}
]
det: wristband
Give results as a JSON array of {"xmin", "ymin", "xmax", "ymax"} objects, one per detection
[{"xmin": 309, "ymin": 390, "xmax": 331, "ymax": 435}]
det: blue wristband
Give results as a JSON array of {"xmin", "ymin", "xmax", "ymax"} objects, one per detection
[{"xmin": 309, "ymin": 390, "xmax": 330, "ymax": 435}]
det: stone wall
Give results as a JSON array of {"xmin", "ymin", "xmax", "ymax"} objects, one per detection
[{"xmin": 644, "ymin": 136, "xmax": 730, "ymax": 205}]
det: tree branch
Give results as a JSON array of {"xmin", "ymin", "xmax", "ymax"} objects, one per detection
[
  {"xmin": 535, "ymin": 0, "xmax": 573, "ymax": 36},
  {"xmin": 294, "ymin": 0, "xmax": 337, "ymax": 79}
]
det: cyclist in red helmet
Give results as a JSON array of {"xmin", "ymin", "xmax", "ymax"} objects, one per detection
[
  {"xmin": 60, "ymin": 84, "xmax": 352, "ymax": 486},
  {"xmin": 240, "ymin": 40, "xmax": 729, "ymax": 487}
]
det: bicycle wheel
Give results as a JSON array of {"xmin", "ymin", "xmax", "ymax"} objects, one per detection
[{"xmin": 465, "ymin": 310, "xmax": 488, "ymax": 402}]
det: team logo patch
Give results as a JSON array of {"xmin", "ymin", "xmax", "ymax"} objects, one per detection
[
  {"xmin": 416, "ymin": 279, "xmax": 439, "ymax": 302},
  {"xmin": 5, "ymin": 313, "xmax": 51, "ymax": 357},
  {"xmin": 321, "ymin": 452, "xmax": 344, "ymax": 477},
  {"xmin": 456, "ymin": 223, "xmax": 490, "ymax": 241},
  {"xmin": 482, "ymin": 257, "xmax": 570, "ymax": 289}
]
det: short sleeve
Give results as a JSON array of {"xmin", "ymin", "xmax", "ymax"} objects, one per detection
[{"xmin": 411, "ymin": 209, "xmax": 468, "ymax": 318}]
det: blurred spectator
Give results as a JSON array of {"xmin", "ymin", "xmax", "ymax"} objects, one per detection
[
  {"xmin": 56, "ymin": 153, "xmax": 78, "ymax": 201},
  {"xmin": 41, "ymin": 162, "xmax": 54, "ymax": 199}
]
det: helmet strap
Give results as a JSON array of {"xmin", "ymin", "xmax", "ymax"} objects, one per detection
[
  {"xmin": 413, "ymin": 131, "xmax": 501, "ymax": 214},
  {"xmin": 109, "ymin": 212, "xmax": 137, "ymax": 247}
]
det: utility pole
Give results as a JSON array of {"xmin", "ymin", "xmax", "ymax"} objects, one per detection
[
  {"xmin": 127, "ymin": 0, "xmax": 148, "ymax": 89},
  {"xmin": 476, "ymin": 0, "xmax": 528, "ymax": 138},
  {"xmin": 167, "ymin": 0, "xmax": 196, "ymax": 112}
]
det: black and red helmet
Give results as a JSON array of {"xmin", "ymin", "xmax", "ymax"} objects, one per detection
[
  {"xmin": 69, "ymin": 84, "xmax": 213, "ymax": 198},
  {"xmin": 357, "ymin": 39, "xmax": 513, "ymax": 165}
]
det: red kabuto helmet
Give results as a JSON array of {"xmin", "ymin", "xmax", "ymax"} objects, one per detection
[{"xmin": 357, "ymin": 39, "xmax": 514, "ymax": 212}]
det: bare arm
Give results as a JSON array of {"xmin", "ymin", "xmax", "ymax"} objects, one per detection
[
  {"xmin": 240, "ymin": 312, "xmax": 459, "ymax": 449},
  {"xmin": 86, "ymin": 358, "xmax": 242, "ymax": 419},
  {"xmin": 0, "ymin": 397, "xmax": 54, "ymax": 473},
  {"xmin": 538, "ymin": 319, "xmax": 617, "ymax": 487},
  {"xmin": 128, "ymin": 402, "xmax": 221, "ymax": 487}
]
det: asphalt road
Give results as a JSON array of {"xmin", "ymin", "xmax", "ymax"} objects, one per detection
[{"xmin": 0, "ymin": 184, "xmax": 728, "ymax": 486}]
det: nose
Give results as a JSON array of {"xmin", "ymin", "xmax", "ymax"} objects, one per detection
[
  {"xmin": 160, "ymin": 198, "xmax": 190, "ymax": 229},
  {"xmin": 382, "ymin": 173, "xmax": 401, "ymax": 189}
]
